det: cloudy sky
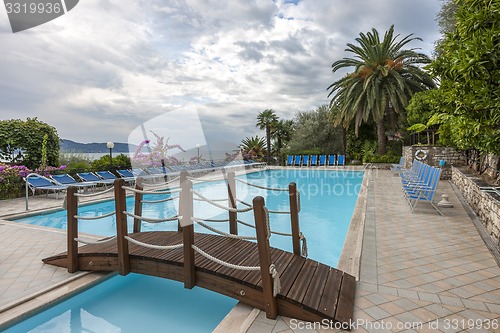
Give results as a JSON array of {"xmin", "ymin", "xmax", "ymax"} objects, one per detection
[{"xmin": 0, "ymin": 0, "xmax": 442, "ymax": 148}]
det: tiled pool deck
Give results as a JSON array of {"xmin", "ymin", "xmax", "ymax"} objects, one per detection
[{"xmin": 1, "ymin": 170, "xmax": 499, "ymax": 332}]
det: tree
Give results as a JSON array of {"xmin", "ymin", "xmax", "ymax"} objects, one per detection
[
  {"xmin": 287, "ymin": 105, "xmax": 342, "ymax": 154},
  {"xmin": 328, "ymin": 25, "xmax": 435, "ymax": 154},
  {"xmin": 256, "ymin": 109, "xmax": 278, "ymax": 164},
  {"xmin": 428, "ymin": 0, "xmax": 500, "ymax": 155},
  {"xmin": 272, "ymin": 119, "xmax": 293, "ymax": 163},
  {"xmin": 240, "ymin": 136, "xmax": 266, "ymax": 161},
  {"xmin": 0, "ymin": 118, "xmax": 59, "ymax": 169}
]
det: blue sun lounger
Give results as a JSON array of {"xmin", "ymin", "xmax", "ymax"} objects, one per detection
[
  {"xmin": 337, "ymin": 155, "xmax": 345, "ymax": 166},
  {"xmin": 319, "ymin": 155, "xmax": 326, "ymax": 166},
  {"xmin": 403, "ymin": 166, "xmax": 443, "ymax": 215},
  {"xmin": 286, "ymin": 155, "xmax": 293, "ymax": 166},
  {"xmin": 77, "ymin": 172, "xmax": 115, "ymax": 185},
  {"xmin": 293, "ymin": 155, "xmax": 301, "ymax": 166},
  {"xmin": 51, "ymin": 174, "xmax": 95, "ymax": 191},
  {"xmin": 328, "ymin": 155, "xmax": 336, "ymax": 166},
  {"xmin": 310, "ymin": 155, "xmax": 318, "ymax": 166},
  {"xmin": 24, "ymin": 173, "xmax": 67, "ymax": 199},
  {"xmin": 302, "ymin": 155, "xmax": 309, "ymax": 167}
]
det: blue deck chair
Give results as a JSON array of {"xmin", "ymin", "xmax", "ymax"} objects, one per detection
[
  {"xmin": 51, "ymin": 174, "xmax": 95, "ymax": 191},
  {"xmin": 24, "ymin": 173, "xmax": 67, "ymax": 199},
  {"xmin": 293, "ymin": 155, "xmax": 301, "ymax": 166},
  {"xmin": 96, "ymin": 171, "xmax": 118, "ymax": 180},
  {"xmin": 337, "ymin": 155, "xmax": 345, "ymax": 166},
  {"xmin": 319, "ymin": 155, "xmax": 326, "ymax": 166},
  {"xmin": 403, "ymin": 166, "xmax": 443, "ymax": 215},
  {"xmin": 391, "ymin": 157, "xmax": 405, "ymax": 175},
  {"xmin": 310, "ymin": 155, "xmax": 318, "ymax": 166},
  {"xmin": 302, "ymin": 155, "xmax": 309, "ymax": 167},
  {"xmin": 328, "ymin": 155, "xmax": 336, "ymax": 166},
  {"xmin": 286, "ymin": 155, "xmax": 293, "ymax": 166},
  {"xmin": 77, "ymin": 172, "xmax": 115, "ymax": 185}
]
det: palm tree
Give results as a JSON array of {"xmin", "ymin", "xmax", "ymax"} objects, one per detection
[
  {"xmin": 327, "ymin": 25, "xmax": 435, "ymax": 154},
  {"xmin": 256, "ymin": 109, "xmax": 278, "ymax": 163},
  {"xmin": 240, "ymin": 136, "xmax": 266, "ymax": 161},
  {"xmin": 272, "ymin": 119, "xmax": 294, "ymax": 164}
]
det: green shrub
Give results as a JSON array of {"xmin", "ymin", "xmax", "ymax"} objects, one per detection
[{"xmin": 91, "ymin": 154, "xmax": 131, "ymax": 171}]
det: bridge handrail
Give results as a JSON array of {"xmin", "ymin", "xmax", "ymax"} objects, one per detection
[{"xmin": 123, "ymin": 211, "xmax": 180, "ymax": 223}]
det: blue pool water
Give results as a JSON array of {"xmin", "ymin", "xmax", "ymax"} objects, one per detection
[{"xmin": 6, "ymin": 169, "xmax": 363, "ymax": 332}]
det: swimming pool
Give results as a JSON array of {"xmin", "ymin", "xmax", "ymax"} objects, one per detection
[{"xmin": 5, "ymin": 169, "xmax": 363, "ymax": 332}]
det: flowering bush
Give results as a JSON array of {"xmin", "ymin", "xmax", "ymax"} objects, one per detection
[
  {"xmin": 131, "ymin": 132, "xmax": 186, "ymax": 168},
  {"xmin": 0, "ymin": 163, "xmax": 32, "ymax": 199}
]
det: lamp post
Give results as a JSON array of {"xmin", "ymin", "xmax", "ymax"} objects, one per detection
[
  {"xmin": 106, "ymin": 141, "xmax": 114, "ymax": 168},
  {"xmin": 196, "ymin": 144, "xmax": 200, "ymax": 163}
]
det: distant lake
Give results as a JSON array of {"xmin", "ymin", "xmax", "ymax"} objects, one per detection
[{"xmin": 61, "ymin": 150, "xmax": 237, "ymax": 162}]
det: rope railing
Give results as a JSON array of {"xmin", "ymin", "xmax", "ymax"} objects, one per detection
[
  {"xmin": 267, "ymin": 209, "xmax": 290, "ymax": 214},
  {"xmin": 124, "ymin": 236, "xmax": 183, "ymax": 250},
  {"xmin": 74, "ymin": 236, "xmax": 116, "ymax": 245},
  {"xmin": 74, "ymin": 211, "xmax": 116, "ymax": 220},
  {"xmin": 123, "ymin": 211, "xmax": 180, "ymax": 223},
  {"xmin": 74, "ymin": 186, "xmax": 115, "ymax": 197},
  {"xmin": 235, "ymin": 178, "xmax": 288, "ymax": 191},
  {"xmin": 123, "ymin": 186, "xmax": 182, "ymax": 195},
  {"xmin": 191, "ymin": 245, "xmax": 260, "ymax": 271},
  {"xmin": 193, "ymin": 197, "xmax": 228, "ymax": 202},
  {"xmin": 192, "ymin": 217, "xmax": 257, "ymax": 240},
  {"xmin": 191, "ymin": 189, "xmax": 253, "ymax": 212},
  {"xmin": 141, "ymin": 195, "xmax": 179, "ymax": 204},
  {"xmin": 143, "ymin": 177, "xmax": 181, "ymax": 190}
]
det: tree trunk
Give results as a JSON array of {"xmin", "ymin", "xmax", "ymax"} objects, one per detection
[
  {"xmin": 341, "ymin": 127, "xmax": 347, "ymax": 155},
  {"xmin": 266, "ymin": 126, "xmax": 271, "ymax": 164},
  {"xmin": 277, "ymin": 136, "xmax": 282, "ymax": 165},
  {"xmin": 376, "ymin": 118, "xmax": 387, "ymax": 155}
]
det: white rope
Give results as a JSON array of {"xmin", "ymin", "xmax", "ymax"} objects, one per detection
[
  {"xmin": 74, "ymin": 236, "xmax": 116, "ymax": 245},
  {"xmin": 192, "ymin": 245, "xmax": 260, "ymax": 271},
  {"xmin": 123, "ymin": 211, "xmax": 180, "ymax": 223},
  {"xmin": 124, "ymin": 236, "xmax": 183, "ymax": 250},
  {"xmin": 192, "ymin": 218, "xmax": 257, "ymax": 240},
  {"xmin": 236, "ymin": 198, "xmax": 252, "ymax": 207},
  {"xmin": 236, "ymin": 219, "xmax": 295, "ymax": 237},
  {"xmin": 297, "ymin": 191, "xmax": 301, "ymax": 213},
  {"xmin": 191, "ymin": 190, "xmax": 253, "ymax": 212},
  {"xmin": 267, "ymin": 209, "xmax": 290, "ymax": 214},
  {"xmin": 194, "ymin": 197, "xmax": 228, "ymax": 202},
  {"xmin": 197, "ymin": 218, "xmax": 230, "ymax": 222},
  {"xmin": 141, "ymin": 195, "xmax": 179, "ymax": 204},
  {"xmin": 269, "ymin": 264, "xmax": 281, "ymax": 296},
  {"xmin": 235, "ymin": 178, "xmax": 288, "ymax": 191},
  {"xmin": 143, "ymin": 177, "xmax": 180, "ymax": 190},
  {"xmin": 74, "ymin": 186, "xmax": 115, "ymax": 197},
  {"xmin": 263, "ymin": 207, "xmax": 271, "ymax": 240},
  {"xmin": 300, "ymin": 232, "xmax": 308, "ymax": 257},
  {"xmin": 122, "ymin": 186, "xmax": 181, "ymax": 195},
  {"xmin": 74, "ymin": 211, "xmax": 115, "ymax": 220}
]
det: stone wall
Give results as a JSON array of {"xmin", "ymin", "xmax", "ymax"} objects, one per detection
[
  {"xmin": 403, "ymin": 146, "xmax": 467, "ymax": 179},
  {"xmin": 452, "ymin": 167, "xmax": 500, "ymax": 246}
]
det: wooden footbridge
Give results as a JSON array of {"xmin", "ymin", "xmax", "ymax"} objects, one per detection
[{"xmin": 43, "ymin": 171, "xmax": 355, "ymax": 325}]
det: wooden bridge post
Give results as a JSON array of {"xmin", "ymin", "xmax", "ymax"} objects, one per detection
[
  {"xmin": 227, "ymin": 171, "xmax": 238, "ymax": 235},
  {"xmin": 289, "ymin": 182, "xmax": 301, "ymax": 256},
  {"xmin": 180, "ymin": 176, "xmax": 196, "ymax": 289},
  {"xmin": 133, "ymin": 177, "xmax": 144, "ymax": 233},
  {"xmin": 114, "ymin": 178, "xmax": 130, "ymax": 275},
  {"xmin": 253, "ymin": 196, "xmax": 278, "ymax": 319},
  {"xmin": 178, "ymin": 170, "xmax": 188, "ymax": 232},
  {"xmin": 66, "ymin": 186, "xmax": 79, "ymax": 273}
]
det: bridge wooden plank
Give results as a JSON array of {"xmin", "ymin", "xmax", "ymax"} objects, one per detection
[
  {"xmin": 214, "ymin": 241, "xmax": 257, "ymax": 276},
  {"xmin": 301, "ymin": 263, "xmax": 330, "ymax": 311},
  {"xmin": 317, "ymin": 268, "xmax": 343, "ymax": 319},
  {"xmin": 334, "ymin": 273, "xmax": 356, "ymax": 323},
  {"xmin": 200, "ymin": 237, "xmax": 252, "ymax": 272},
  {"xmin": 285, "ymin": 259, "xmax": 318, "ymax": 305},
  {"xmin": 255, "ymin": 248, "xmax": 295, "ymax": 289},
  {"xmin": 275, "ymin": 255, "xmax": 305, "ymax": 297},
  {"xmin": 192, "ymin": 236, "xmax": 238, "ymax": 271},
  {"xmin": 227, "ymin": 246, "xmax": 261, "ymax": 284}
]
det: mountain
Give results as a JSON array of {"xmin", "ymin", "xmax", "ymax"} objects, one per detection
[{"xmin": 60, "ymin": 139, "xmax": 135, "ymax": 153}]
